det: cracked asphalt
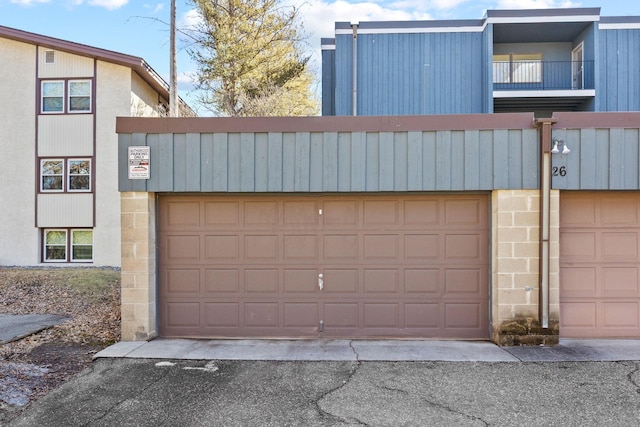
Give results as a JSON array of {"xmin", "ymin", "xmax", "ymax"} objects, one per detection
[{"xmin": 7, "ymin": 357, "xmax": 640, "ymax": 426}]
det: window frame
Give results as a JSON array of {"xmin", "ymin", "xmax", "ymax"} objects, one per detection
[
  {"xmin": 42, "ymin": 228, "xmax": 93, "ymax": 263},
  {"xmin": 493, "ymin": 53, "xmax": 543, "ymax": 84},
  {"xmin": 40, "ymin": 78, "xmax": 93, "ymax": 114},
  {"xmin": 40, "ymin": 157, "xmax": 92, "ymax": 193},
  {"xmin": 41, "ymin": 80, "xmax": 64, "ymax": 114}
]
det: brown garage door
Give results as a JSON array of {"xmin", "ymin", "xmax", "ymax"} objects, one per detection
[
  {"xmin": 560, "ymin": 192, "xmax": 640, "ymax": 338},
  {"xmin": 158, "ymin": 194, "xmax": 489, "ymax": 339}
]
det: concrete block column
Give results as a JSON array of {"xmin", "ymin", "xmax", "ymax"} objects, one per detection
[
  {"xmin": 491, "ymin": 189, "xmax": 560, "ymax": 345},
  {"xmin": 120, "ymin": 192, "xmax": 157, "ymax": 341}
]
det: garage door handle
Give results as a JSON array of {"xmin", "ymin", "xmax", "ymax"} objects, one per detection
[{"xmin": 318, "ymin": 274, "xmax": 324, "ymax": 291}]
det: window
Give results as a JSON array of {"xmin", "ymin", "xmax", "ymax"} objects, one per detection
[
  {"xmin": 41, "ymin": 159, "xmax": 64, "ymax": 191},
  {"xmin": 41, "ymin": 81, "xmax": 64, "ymax": 113},
  {"xmin": 43, "ymin": 229, "xmax": 93, "ymax": 262},
  {"xmin": 493, "ymin": 53, "xmax": 542, "ymax": 84},
  {"xmin": 40, "ymin": 79, "xmax": 92, "ymax": 114},
  {"xmin": 41, "ymin": 158, "xmax": 91, "ymax": 192},
  {"xmin": 69, "ymin": 80, "xmax": 91, "ymax": 112}
]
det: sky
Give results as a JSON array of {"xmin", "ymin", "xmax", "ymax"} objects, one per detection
[{"xmin": 2, "ymin": 0, "xmax": 640, "ymax": 116}]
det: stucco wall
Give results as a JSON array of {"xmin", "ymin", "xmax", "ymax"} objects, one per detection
[{"xmin": 0, "ymin": 38, "xmax": 37, "ymax": 265}]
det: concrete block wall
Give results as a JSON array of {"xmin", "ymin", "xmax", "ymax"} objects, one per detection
[
  {"xmin": 120, "ymin": 192, "xmax": 157, "ymax": 341},
  {"xmin": 491, "ymin": 189, "xmax": 560, "ymax": 345}
]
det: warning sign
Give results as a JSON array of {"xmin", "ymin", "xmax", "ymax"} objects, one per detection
[{"xmin": 128, "ymin": 146, "xmax": 150, "ymax": 180}]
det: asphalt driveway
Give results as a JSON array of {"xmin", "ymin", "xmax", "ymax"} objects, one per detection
[{"xmin": 8, "ymin": 357, "xmax": 640, "ymax": 426}]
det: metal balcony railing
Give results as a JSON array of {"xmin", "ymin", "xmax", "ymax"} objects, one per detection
[{"xmin": 493, "ymin": 60, "xmax": 595, "ymax": 91}]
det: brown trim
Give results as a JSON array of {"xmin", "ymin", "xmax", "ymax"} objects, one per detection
[
  {"xmin": 553, "ymin": 112, "xmax": 640, "ymax": 129},
  {"xmin": 116, "ymin": 113, "xmax": 537, "ymax": 134}
]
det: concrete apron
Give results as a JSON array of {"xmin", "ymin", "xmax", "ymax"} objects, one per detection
[{"xmin": 95, "ymin": 338, "xmax": 640, "ymax": 362}]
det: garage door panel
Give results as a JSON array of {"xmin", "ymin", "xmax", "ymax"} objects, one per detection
[
  {"xmin": 323, "ymin": 303, "xmax": 359, "ymax": 328},
  {"xmin": 159, "ymin": 194, "xmax": 489, "ymax": 339},
  {"xmin": 323, "ymin": 269, "xmax": 359, "ymax": 293},
  {"xmin": 560, "ymin": 267, "xmax": 596, "ymax": 297},
  {"xmin": 404, "ymin": 200, "xmax": 439, "ymax": 225},
  {"xmin": 324, "ymin": 234, "xmax": 358, "ymax": 259},
  {"xmin": 245, "ymin": 269, "xmax": 279, "ymax": 293},
  {"xmin": 323, "ymin": 200, "xmax": 358, "ymax": 227},
  {"xmin": 405, "ymin": 303, "xmax": 439, "ymax": 327},
  {"xmin": 560, "ymin": 231, "xmax": 596, "ymax": 260},
  {"xmin": 204, "ymin": 201, "xmax": 239, "ymax": 227},
  {"xmin": 284, "ymin": 269, "xmax": 318, "ymax": 294},
  {"xmin": 244, "ymin": 303, "xmax": 279, "ymax": 327},
  {"xmin": 205, "ymin": 235, "xmax": 239, "ymax": 260},
  {"xmin": 601, "ymin": 198, "xmax": 638, "ymax": 224},
  {"xmin": 363, "ymin": 269, "xmax": 399, "ymax": 293},
  {"xmin": 204, "ymin": 303, "xmax": 239, "ymax": 327},
  {"xmin": 284, "ymin": 201, "xmax": 320, "ymax": 226},
  {"xmin": 363, "ymin": 200, "xmax": 399, "ymax": 226},
  {"xmin": 204, "ymin": 269, "xmax": 239, "ymax": 294},
  {"xmin": 602, "ymin": 268, "xmax": 639, "ymax": 296},
  {"xmin": 244, "ymin": 201, "xmax": 279, "ymax": 226},
  {"xmin": 444, "ymin": 269, "xmax": 483, "ymax": 295},
  {"xmin": 284, "ymin": 235, "xmax": 318, "ymax": 260},
  {"xmin": 602, "ymin": 302, "xmax": 639, "ymax": 328},
  {"xmin": 164, "ymin": 201, "xmax": 201, "ymax": 227},
  {"xmin": 165, "ymin": 302, "xmax": 200, "ymax": 328},
  {"xmin": 166, "ymin": 235, "xmax": 200, "ymax": 261},
  {"xmin": 364, "ymin": 303, "xmax": 399, "ymax": 328},
  {"xmin": 561, "ymin": 192, "xmax": 640, "ymax": 338},
  {"xmin": 363, "ymin": 235, "xmax": 399, "ymax": 260},
  {"xmin": 164, "ymin": 269, "xmax": 200, "ymax": 294},
  {"xmin": 601, "ymin": 232, "xmax": 638, "ymax": 261},
  {"xmin": 445, "ymin": 303, "xmax": 482, "ymax": 329},
  {"xmin": 283, "ymin": 303, "xmax": 318, "ymax": 327},
  {"xmin": 404, "ymin": 269, "xmax": 440, "ymax": 294}
]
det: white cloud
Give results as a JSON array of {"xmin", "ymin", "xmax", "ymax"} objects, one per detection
[
  {"xmin": 496, "ymin": 0, "xmax": 581, "ymax": 9},
  {"xmin": 87, "ymin": 0, "xmax": 128, "ymax": 10},
  {"xmin": 10, "ymin": 0, "xmax": 50, "ymax": 5}
]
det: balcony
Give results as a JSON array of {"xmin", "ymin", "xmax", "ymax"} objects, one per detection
[{"xmin": 493, "ymin": 60, "xmax": 595, "ymax": 113}]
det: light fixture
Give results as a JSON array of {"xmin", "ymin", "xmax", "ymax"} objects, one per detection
[{"xmin": 551, "ymin": 138, "xmax": 570, "ymax": 155}]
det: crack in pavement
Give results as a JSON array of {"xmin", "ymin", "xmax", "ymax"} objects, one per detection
[
  {"xmin": 420, "ymin": 395, "xmax": 490, "ymax": 427},
  {"xmin": 313, "ymin": 340, "xmax": 367, "ymax": 426},
  {"xmin": 619, "ymin": 361, "xmax": 640, "ymax": 393}
]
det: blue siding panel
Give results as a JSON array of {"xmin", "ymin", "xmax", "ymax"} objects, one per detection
[
  {"xmin": 379, "ymin": 132, "xmax": 394, "ymax": 191},
  {"xmin": 350, "ymin": 132, "xmax": 366, "ymax": 191},
  {"xmin": 464, "ymin": 130, "xmax": 480, "ymax": 190},
  {"xmin": 282, "ymin": 133, "xmax": 296, "ymax": 192},
  {"xmin": 451, "ymin": 131, "xmax": 465, "ymax": 190},
  {"xmin": 200, "ymin": 133, "xmax": 214, "ymax": 191},
  {"xmin": 295, "ymin": 132, "xmax": 311, "ymax": 192},
  {"xmin": 212, "ymin": 133, "xmax": 228, "ymax": 192},
  {"xmin": 185, "ymin": 133, "xmax": 201, "ymax": 192},
  {"xmin": 309, "ymin": 133, "xmax": 324, "ymax": 192},
  {"xmin": 422, "ymin": 132, "xmax": 437, "ymax": 191},
  {"xmin": 365, "ymin": 133, "xmax": 379, "ymax": 191},
  {"xmin": 338, "ymin": 133, "xmax": 352, "ymax": 191},
  {"xmin": 407, "ymin": 131, "xmax": 423, "ymax": 191},
  {"xmin": 492, "ymin": 130, "xmax": 509, "ymax": 189},
  {"xmin": 267, "ymin": 133, "xmax": 283, "ymax": 191},
  {"xmin": 254, "ymin": 133, "xmax": 268, "ymax": 192},
  {"xmin": 436, "ymin": 131, "xmax": 452, "ymax": 190},
  {"xmin": 598, "ymin": 29, "xmax": 640, "ymax": 111},
  {"xmin": 227, "ymin": 133, "xmax": 241, "ymax": 192},
  {"xmin": 323, "ymin": 132, "xmax": 338, "ymax": 191},
  {"xmin": 173, "ymin": 134, "xmax": 187, "ymax": 192}
]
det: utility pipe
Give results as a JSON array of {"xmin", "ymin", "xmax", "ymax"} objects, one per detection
[
  {"xmin": 536, "ymin": 117, "xmax": 557, "ymax": 329},
  {"xmin": 351, "ymin": 22, "xmax": 358, "ymax": 116}
]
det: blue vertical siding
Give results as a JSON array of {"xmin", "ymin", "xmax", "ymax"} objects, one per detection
[
  {"xmin": 598, "ymin": 29, "xmax": 640, "ymax": 111},
  {"xmin": 321, "ymin": 45, "xmax": 336, "ymax": 116},
  {"xmin": 334, "ymin": 34, "xmax": 353, "ymax": 116},
  {"xmin": 119, "ymin": 128, "xmax": 540, "ymax": 192}
]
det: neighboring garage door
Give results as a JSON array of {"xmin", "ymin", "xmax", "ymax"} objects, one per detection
[
  {"xmin": 158, "ymin": 194, "xmax": 489, "ymax": 339},
  {"xmin": 560, "ymin": 192, "xmax": 640, "ymax": 338}
]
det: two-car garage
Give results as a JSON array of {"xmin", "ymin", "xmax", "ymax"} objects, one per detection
[{"xmin": 158, "ymin": 194, "xmax": 490, "ymax": 339}]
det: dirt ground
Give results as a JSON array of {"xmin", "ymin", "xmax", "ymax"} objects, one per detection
[{"xmin": 0, "ymin": 267, "xmax": 120, "ymax": 424}]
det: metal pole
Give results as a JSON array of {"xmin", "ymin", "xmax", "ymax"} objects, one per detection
[{"xmin": 169, "ymin": 0, "xmax": 178, "ymax": 117}]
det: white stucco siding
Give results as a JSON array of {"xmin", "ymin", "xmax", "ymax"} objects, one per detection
[
  {"xmin": 0, "ymin": 39, "xmax": 38, "ymax": 266},
  {"xmin": 131, "ymin": 71, "xmax": 162, "ymax": 117},
  {"xmin": 93, "ymin": 61, "xmax": 132, "ymax": 266}
]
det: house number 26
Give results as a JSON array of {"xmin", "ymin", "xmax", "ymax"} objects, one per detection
[{"xmin": 552, "ymin": 166, "xmax": 567, "ymax": 177}]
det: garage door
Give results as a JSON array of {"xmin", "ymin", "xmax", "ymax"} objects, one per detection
[
  {"xmin": 158, "ymin": 194, "xmax": 489, "ymax": 339},
  {"xmin": 560, "ymin": 192, "xmax": 640, "ymax": 338}
]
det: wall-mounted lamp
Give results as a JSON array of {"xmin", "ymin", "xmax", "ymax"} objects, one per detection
[{"xmin": 551, "ymin": 138, "xmax": 570, "ymax": 155}]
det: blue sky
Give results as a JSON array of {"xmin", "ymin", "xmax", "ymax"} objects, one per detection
[{"xmin": 2, "ymin": 0, "xmax": 640, "ymax": 115}]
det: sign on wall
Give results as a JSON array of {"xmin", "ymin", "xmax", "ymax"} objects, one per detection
[{"xmin": 128, "ymin": 146, "xmax": 150, "ymax": 179}]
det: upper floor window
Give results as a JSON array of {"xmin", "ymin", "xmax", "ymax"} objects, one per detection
[
  {"xmin": 41, "ymin": 79, "xmax": 92, "ymax": 114},
  {"xmin": 40, "ymin": 158, "xmax": 92, "ymax": 192},
  {"xmin": 493, "ymin": 53, "xmax": 542, "ymax": 84}
]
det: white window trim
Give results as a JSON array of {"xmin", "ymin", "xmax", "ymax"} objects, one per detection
[
  {"xmin": 41, "ymin": 80, "xmax": 65, "ymax": 114},
  {"xmin": 40, "ymin": 159, "xmax": 65, "ymax": 192},
  {"xmin": 67, "ymin": 159, "xmax": 92, "ymax": 192},
  {"xmin": 43, "ymin": 229, "xmax": 68, "ymax": 262},
  {"xmin": 71, "ymin": 229, "xmax": 93, "ymax": 262},
  {"xmin": 68, "ymin": 79, "xmax": 92, "ymax": 114}
]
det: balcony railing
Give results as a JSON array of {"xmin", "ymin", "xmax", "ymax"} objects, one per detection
[{"xmin": 493, "ymin": 60, "xmax": 594, "ymax": 91}]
